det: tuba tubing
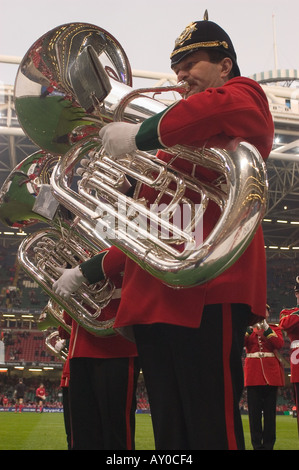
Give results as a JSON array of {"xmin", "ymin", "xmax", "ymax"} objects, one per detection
[
  {"xmin": 18, "ymin": 228, "xmax": 117, "ymax": 336},
  {"xmin": 51, "ymin": 134, "xmax": 268, "ymax": 288},
  {"xmin": 45, "ymin": 330, "xmax": 68, "ymax": 362},
  {"xmin": 38, "ymin": 299, "xmax": 72, "ymax": 335}
]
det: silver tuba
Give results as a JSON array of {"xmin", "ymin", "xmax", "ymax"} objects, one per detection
[
  {"xmin": 51, "ymin": 137, "xmax": 267, "ymax": 287},
  {"xmin": 13, "ymin": 23, "xmax": 268, "ymax": 289},
  {"xmin": 0, "ymin": 150, "xmax": 117, "ymax": 336}
]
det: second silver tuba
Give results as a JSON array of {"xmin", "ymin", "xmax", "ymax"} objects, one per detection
[
  {"xmin": 0, "ymin": 150, "xmax": 117, "ymax": 336},
  {"xmin": 18, "ymin": 227, "xmax": 116, "ymax": 336}
]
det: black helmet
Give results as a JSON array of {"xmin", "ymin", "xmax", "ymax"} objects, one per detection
[{"xmin": 170, "ymin": 19, "xmax": 240, "ymax": 77}]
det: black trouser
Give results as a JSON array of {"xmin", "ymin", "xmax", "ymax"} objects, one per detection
[
  {"xmin": 134, "ymin": 303, "xmax": 249, "ymax": 450},
  {"xmin": 69, "ymin": 356, "xmax": 140, "ymax": 450},
  {"xmin": 247, "ymin": 385, "xmax": 278, "ymax": 450},
  {"xmin": 62, "ymin": 386, "xmax": 72, "ymax": 450},
  {"xmin": 293, "ymin": 382, "xmax": 299, "ymax": 436}
]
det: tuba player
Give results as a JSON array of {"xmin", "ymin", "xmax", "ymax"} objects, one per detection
[{"xmin": 54, "ymin": 15, "xmax": 274, "ymax": 449}]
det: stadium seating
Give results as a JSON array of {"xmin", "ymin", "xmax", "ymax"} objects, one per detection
[{"xmin": 3, "ymin": 330, "xmax": 61, "ymax": 364}]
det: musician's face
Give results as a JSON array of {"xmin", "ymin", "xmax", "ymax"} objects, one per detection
[{"xmin": 172, "ymin": 50, "xmax": 232, "ymax": 97}]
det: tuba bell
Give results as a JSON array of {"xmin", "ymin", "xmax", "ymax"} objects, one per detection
[
  {"xmin": 14, "ymin": 22, "xmax": 184, "ymax": 156},
  {"xmin": 13, "ymin": 23, "xmax": 268, "ymax": 289},
  {"xmin": 0, "ymin": 150, "xmax": 60, "ymax": 228}
]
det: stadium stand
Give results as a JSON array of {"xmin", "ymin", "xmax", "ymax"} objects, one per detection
[
  {"xmin": 266, "ymin": 258, "xmax": 298, "ymax": 321},
  {"xmin": 3, "ymin": 330, "xmax": 61, "ymax": 363}
]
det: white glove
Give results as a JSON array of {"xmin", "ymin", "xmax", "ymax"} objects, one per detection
[
  {"xmin": 54, "ymin": 339, "xmax": 66, "ymax": 352},
  {"xmin": 99, "ymin": 122, "xmax": 141, "ymax": 157},
  {"xmin": 52, "ymin": 266, "xmax": 86, "ymax": 300}
]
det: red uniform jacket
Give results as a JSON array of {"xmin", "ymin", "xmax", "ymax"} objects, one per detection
[
  {"xmin": 116, "ymin": 77, "xmax": 273, "ymax": 328},
  {"xmin": 82, "ymin": 77, "xmax": 274, "ymax": 329},
  {"xmin": 244, "ymin": 324, "xmax": 285, "ymax": 386},
  {"xmin": 60, "ymin": 356, "xmax": 70, "ymax": 388},
  {"xmin": 58, "ymin": 325, "xmax": 70, "ymax": 388},
  {"xmin": 279, "ymin": 307, "xmax": 299, "ymax": 383}
]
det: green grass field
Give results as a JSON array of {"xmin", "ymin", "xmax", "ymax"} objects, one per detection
[{"xmin": 0, "ymin": 412, "xmax": 298, "ymax": 450}]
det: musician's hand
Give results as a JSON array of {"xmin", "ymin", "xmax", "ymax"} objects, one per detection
[
  {"xmin": 54, "ymin": 339, "xmax": 66, "ymax": 352},
  {"xmin": 99, "ymin": 122, "xmax": 141, "ymax": 157},
  {"xmin": 52, "ymin": 266, "xmax": 86, "ymax": 299}
]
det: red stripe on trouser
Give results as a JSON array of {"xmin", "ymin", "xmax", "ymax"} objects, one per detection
[
  {"xmin": 222, "ymin": 304, "xmax": 237, "ymax": 450},
  {"xmin": 125, "ymin": 357, "xmax": 135, "ymax": 450}
]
